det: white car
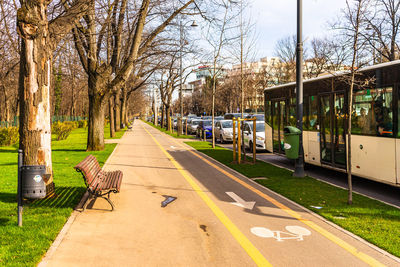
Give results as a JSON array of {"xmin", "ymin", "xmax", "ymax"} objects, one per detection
[
  {"xmin": 188, "ymin": 119, "xmax": 201, "ymax": 134},
  {"xmin": 242, "ymin": 121, "xmax": 265, "ymax": 151},
  {"xmin": 215, "ymin": 120, "xmax": 236, "ymax": 143}
]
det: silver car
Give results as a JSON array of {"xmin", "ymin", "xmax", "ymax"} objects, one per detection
[
  {"xmin": 188, "ymin": 119, "xmax": 201, "ymax": 134},
  {"xmin": 215, "ymin": 120, "xmax": 236, "ymax": 143}
]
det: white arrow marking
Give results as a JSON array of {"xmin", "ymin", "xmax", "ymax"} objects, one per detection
[{"xmin": 226, "ymin": 192, "xmax": 256, "ymax": 210}]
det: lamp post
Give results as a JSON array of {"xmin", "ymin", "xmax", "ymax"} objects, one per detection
[
  {"xmin": 366, "ymin": 24, "xmax": 376, "ymax": 64},
  {"xmin": 294, "ymin": 0, "xmax": 305, "ymax": 177},
  {"xmin": 178, "ymin": 18, "xmax": 197, "ymax": 135}
]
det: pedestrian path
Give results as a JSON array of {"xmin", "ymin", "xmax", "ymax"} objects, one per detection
[{"xmin": 40, "ymin": 120, "xmax": 400, "ymax": 266}]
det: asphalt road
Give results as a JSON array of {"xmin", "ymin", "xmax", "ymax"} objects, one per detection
[{"xmin": 212, "ymin": 140, "xmax": 400, "ymax": 209}]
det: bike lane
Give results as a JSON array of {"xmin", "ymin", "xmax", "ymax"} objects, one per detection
[{"xmin": 141, "ymin": 121, "xmax": 399, "ymax": 267}]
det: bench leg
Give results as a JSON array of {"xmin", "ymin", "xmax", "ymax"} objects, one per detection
[
  {"xmin": 100, "ymin": 193, "xmax": 115, "ymax": 211},
  {"xmin": 82, "ymin": 194, "xmax": 93, "ymax": 211}
]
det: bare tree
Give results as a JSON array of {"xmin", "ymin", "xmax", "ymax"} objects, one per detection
[
  {"xmin": 203, "ymin": 0, "xmax": 240, "ymax": 148},
  {"xmin": 362, "ymin": 0, "xmax": 400, "ymax": 62},
  {"xmin": 0, "ymin": 1, "xmax": 19, "ymax": 125},
  {"xmin": 17, "ymin": 0, "xmax": 90, "ymax": 187},
  {"xmin": 72, "ymin": 0, "xmax": 196, "ymax": 151},
  {"xmin": 274, "ymin": 35, "xmax": 297, "ymax": 83},
  {"xmin": 333, "ymin": 0, "xmax": 371, "ymax": 204}
]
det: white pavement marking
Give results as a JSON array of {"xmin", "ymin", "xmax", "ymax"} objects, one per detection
[
  {"xmin": 226, "ymin": 192, "xmax": 256, "ymax": 210},
  {"xmin": 251, "ymin": 226, "xmax": 311, "ymax": 242}
]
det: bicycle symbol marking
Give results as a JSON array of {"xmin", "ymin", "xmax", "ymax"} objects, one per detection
[{"xmin": 251, "ymin": 226, "xmax": 311, "ymax": 242}]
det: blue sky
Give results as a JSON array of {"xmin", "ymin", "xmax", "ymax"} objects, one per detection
[{"xmin": 250, "ymin": 0, "xmax": 348, "ymax": 58}]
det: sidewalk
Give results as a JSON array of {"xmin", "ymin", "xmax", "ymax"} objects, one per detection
[
  {"xmin": 40, "ymin": 121, "xmax": 254, "ymax": 267},
  {"xmin": 40, "ymin": 120, "xmax": 400, "ymax": 267}
]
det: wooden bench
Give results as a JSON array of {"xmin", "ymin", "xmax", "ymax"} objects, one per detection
[{"xmin": 74, "ymin": 155, "xmax": 123, "ymax": 211}]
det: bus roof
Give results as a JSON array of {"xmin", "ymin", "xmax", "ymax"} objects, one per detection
[{"xmin": 264, "ymin": 59, "xmax": 400, "ymax": 92}]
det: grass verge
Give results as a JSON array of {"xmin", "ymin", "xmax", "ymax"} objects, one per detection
[
  {"xmin": 0, "ymin": 127, "xmax": 120, "ymax": 266},
  {"xmin": 104, "ymin": 123, "xmax": 127, "ymax": 139},
  {"xmin": 143, "ymin": 120, "xmax": 194, "ymax": 139},
  {"xmin": 186, "ymin": 141, "xmax": 400, "ymax": 258}
]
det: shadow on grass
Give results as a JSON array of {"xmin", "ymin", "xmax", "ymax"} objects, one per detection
[
  {"xmin": 0, "ymin": 192, "xmax": 16, "ymax": 204},
  {"xmin": 0, "ymin": 149, "xmax": 18, "ymax": 153},
  {"xmin": 29, "ymin": 186, "xmax": 86, "ymax": 209},
  {"xmin": 0, "ymin": 163, "xmax": 17, "ymax": 166},
  {"xmin": 52, "ymin": 149, "xmax": 86, "ymax": 152},
  {"xmin": 0, "ymin": 187, "xmax": 85, "ymax": 209},
  {"xmin": 0, "ymin": 217, "xmax": 10, "ymax": 226}
]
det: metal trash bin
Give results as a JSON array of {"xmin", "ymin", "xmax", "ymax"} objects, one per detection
[
  {"xmin": 283, "ymin": 126, "xmax": 301, "ymax": 159},
  {"xmin": 21, "ymin": 165, "xmax": 46, "ymax": 199}
]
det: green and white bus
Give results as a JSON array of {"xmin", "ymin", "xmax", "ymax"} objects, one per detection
[{"xmin": 264, "ymin": 60, "xmax": 400, "ymax": 186}]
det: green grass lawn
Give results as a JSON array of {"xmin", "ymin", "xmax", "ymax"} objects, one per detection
[
  {"xmin": 186, "ymin": 141, "xmax": 400, "ymax": 258},
  {"xmin": 0, "ymin": 127, "xmax": 122, "ymax": 266},
  {"xmin": 143, "ymin": 120, "xmax": 194, "ymax": 139},
  {"xmin": 104, "ymin": 123, "xmax": 127, "ymax": 139}
]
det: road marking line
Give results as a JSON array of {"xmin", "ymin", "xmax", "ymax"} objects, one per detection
[
  {"xmin": 162, "ymin": 134, "xmax": 385, "ymax": 267},
  {"xmin": 226, "ymin": 192, "xmax": 256, "ymax": 210},
  {"xmin": 142, "ymin": 125, "xmax": 272, "ymax": 267}
]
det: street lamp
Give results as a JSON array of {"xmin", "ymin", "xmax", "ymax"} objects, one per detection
[
  {"xmin": 294, "ymin": 0, "xmax": 305, "ymax": 177},
  {"xmin": 178, "ymin": 18, "xmax": 198, "ymax": 135},
  {"xmin": 366, "ymin": 24, "xmax": 376, "ymax": 64}
]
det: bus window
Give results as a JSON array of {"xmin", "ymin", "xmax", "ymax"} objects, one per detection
[
  {"xmin": 309, "ymin": 95, "xmax": 318, "ymax": 131},
  {"xmin": 289, "ymin": 98, "xmax": 296, "ymax": 126},
  {"xmin": 352, "ymin": 86, "xmax": 393, "ymax": 137},
  {"xmin": 303, "ymin": 96, "xmax": 310, "ymax": 130}
]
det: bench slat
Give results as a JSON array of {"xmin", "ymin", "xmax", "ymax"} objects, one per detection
[{"xmin": 74, "ymin": 155, "xmax": 123, "ymax": 211}]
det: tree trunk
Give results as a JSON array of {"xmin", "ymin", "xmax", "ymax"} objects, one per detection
[
  {"xmin": 161, "ymin": 104, "xmax": 165, "ymax": 128},
  {"xmin": 71, "ymin": 74, "xmax": 76, "ymax": 117},
  {"xmin": 87, "ymin": 80, "xmax": 105, "ymax": 151},
  {"xmin": 114, "ymin": 91, "xmax": 121, "ymax": 131},
  {"xmin": 121, "ymin": 88, "xmax": 128, "ymax": 126},
  {"xmin": 166, "ymin": 106, "xmax": 171, "ymax": 131},
  {"xmin": 18, "ymin": 2, "xmax": 53, "ymax": 186},
  {"xmin": 109, "ymin": 96, "xmax": 115, "ymax": 138}
]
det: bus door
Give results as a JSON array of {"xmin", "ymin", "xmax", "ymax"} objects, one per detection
[
  {"xmin": 319, "ymin": 92, "xmax": 347, "ymax": 169},
  {"xmin": 272, "ymin": 99, "xmax": 286, "ymax": 154}
]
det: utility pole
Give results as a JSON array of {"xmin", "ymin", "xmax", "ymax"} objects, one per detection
[
  {"xmin": 294, "ymin": 0, "xmax": 305, "ymax": 177},
  {"xmin": 178, "ymin": 18, "xmax": 197, "ymax": 135},
  {"xmin": 154, "ymin": 88, "xmax": 158, "ymax": 126},
  {"xmin": 240, "ymin": 0, "xmax": 244, "ymax": 119},
  {"xmin": 179, "ymin": 18, "xmax": 184, "ymax": 135}
]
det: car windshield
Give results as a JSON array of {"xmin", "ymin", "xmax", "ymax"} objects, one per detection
[
  {"xmin": 247, "ymin": 123, "xmax": 265, "ymax": 132},
  {"xmin": 255, "ymin": 115, "xmax": 264, "ymax": 121},
  {"xmin": 203, "ymin": 120, "xmax": 212, "ymax": 126},
  {"xmin": 192, "ymin": 121, "xmax": 200, "ymax": 125},
  {"xmin": 222, "ymin": 121, "xmax": 233, "ymax": 128}
]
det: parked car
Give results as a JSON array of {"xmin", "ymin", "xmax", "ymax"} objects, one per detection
[
  {"xmin": 223, "ymin": 113, "xmax": 248, "ymax": 120},
  {"xmin": 245, "ymin": 114, "xmax": 265, "ymax": 121},
  {"xmin": 242, "ymin": 121, "xmax": 265, "ymax": 151},
  {"xmin": 214, "ymin": 116, "xmax": 224, "ymax": 121},
  {"xmin": 215, "ymin": 120, "xmax": 237, "ymax": 143},
  {"xmin": 188, "ymin": 119, "xmax": 201, "ymax": 134},
  {"xmin": 196, "ymin": 120, "xmax": 213, "ymax": 139}
]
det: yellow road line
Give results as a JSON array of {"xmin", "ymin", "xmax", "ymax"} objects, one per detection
[
  {"xmin": 141, "ymin": 125, "xmax": 272, "ymax": 267},
  {"xmin": 163, "ymin": 135, "xmax": 385, "ymax": 267}
]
